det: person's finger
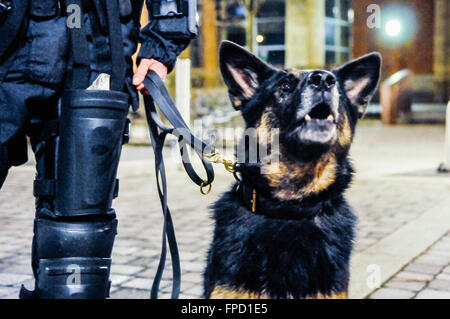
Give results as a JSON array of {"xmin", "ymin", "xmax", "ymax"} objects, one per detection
[
  {"xmin": 149, "ymin": 61, "xmax": 168, "ymax": 82},
  {"xmin": 133, "ymin": 60, "xmax": 154, "ymax": 85},
  {"xmin": 136, "ymin": 83, "xmax": 145, "ymax": 91}
]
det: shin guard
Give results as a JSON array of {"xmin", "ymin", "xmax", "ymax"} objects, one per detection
[{"xmin": 21, "ymin": 90, "xmax": 129, "ymax": 299}]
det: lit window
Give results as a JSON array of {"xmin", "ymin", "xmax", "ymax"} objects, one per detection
[
  {"xmin": 255, "ymin": 0, "xmax": 286, "ymax": 66},
  {"xmin": 325, "ymin": 0, "xmax": 353, "ymax": 67}
]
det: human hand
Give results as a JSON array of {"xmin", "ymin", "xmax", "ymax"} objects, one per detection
[{"xmin": 133, "ymin": 58, "xmax": 168, "ymax": 95}]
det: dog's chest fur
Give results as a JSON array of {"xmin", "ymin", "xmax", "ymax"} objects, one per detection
[{"xmin": 204, "ymin": 190, "xmax": 356, "ymax": 299}]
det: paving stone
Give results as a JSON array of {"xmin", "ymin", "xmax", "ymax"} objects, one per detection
[
  {"xmin": 385, "ymin": 279, "xmax": 427, "ymax": 292},
  {"xmin": 120, "ymin": 277, "xmax": 153, "ymax": 290},
  {"xmin": 427, "ymin": 280, "xmax": 450, "ymax": 291},
  {"xmin": 436, "ymin": 273, "xmax": 450, "ymax": 281},
  {"xmin": 179, "ymin": 261, "xmax": 205, "ymax": 273},
  {"xmin": 0, "ymin": 286, "xmax": 20, "ymax": 298},
  {"xmin": 442, "ymin": 266, "xmax": 450, "ymax": 274},
  {"xmin": 179, "ymin": 293, "xmax": 202, "ymax": 299},
  {"xmin": 427, "ymin": 249, "xmax": 450, "ymax": 257},
  {"xmin": 110, "ymin": 264, "xmax": 145, "ymax": 276},
  {"xmin": 181, "ymin": 252, "xmax": 204, "ymax": 262},
  {"xmin": 415, "ymin": 289, "xmax": 450, "ymax": 299},
  {"xmin": 404, "ymin": 263, "xmax": 443, "ymax": 275},
  {"xmin": 179, "ymin": 281, "xmax": 197, "ymax": 293},
  {"xmin": 110, "ymin": 288, "xmax": 149, "ymax": 299},
  {"xmin": 110, "ymin": 274, "xmax": 133, "ymax": 286},
  {"xmin": 369, "ymin": 288, "xmax": 415, "ymax": 299},
  {"xmin": 110, "ymin": 254, "xmax": 138, "ymax": 264},
  {"xmin": 112, "ymin": 246, "xmax": 141, "ymax": 256},
  {"xmin": 414, "ymin": 254, "xmax": 450, "ymax": 267},
  {"xmin": 0, "ymin": 273, "xmax": 32, "ymax": 286},
  {"xmin": 1, "ymin": 292, "xmax": 20, "ymax": 299},
  {"xmin": 181, "ymin": 272, "xmax": 204, "ymax": 284},
  {"xmin": 182, "ymin": 284, "xmax": 204, "ymax": 298},
  {"xmin": 394, "ymin": 271, "xmax": 434, "ymax": 282}
]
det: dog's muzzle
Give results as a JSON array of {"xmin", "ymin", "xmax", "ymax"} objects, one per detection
[{"xmin": 294, "ymin": 71, "xmax": 339, "ymax": 144}]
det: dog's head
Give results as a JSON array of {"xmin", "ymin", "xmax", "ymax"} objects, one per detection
[{"xmin": 220, "ymin": 41, "xmax": 381, "ymax": 200}]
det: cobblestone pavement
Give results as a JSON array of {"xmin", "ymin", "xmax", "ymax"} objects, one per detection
[
  {"xmin": 369, "ymin": 232, "xmax": 450, "ymax": 299},
  {"xmin": 0, "ymin": 122, "xmax": 448, "ymax": 299}
]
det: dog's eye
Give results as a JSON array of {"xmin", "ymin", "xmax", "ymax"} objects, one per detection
[{"xmin": 279, "ymin": 81, "xmax": 292, "ymax": 92}]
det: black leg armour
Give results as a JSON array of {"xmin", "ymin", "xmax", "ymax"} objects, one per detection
[{"xmin": 20, "ymin": 90, "xmax": 129, "ymax": 299}]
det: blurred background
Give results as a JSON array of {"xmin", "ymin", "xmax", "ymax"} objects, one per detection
[{"xmin": 131, "ymin": 0, "xmax": 449, "ymax": 134}]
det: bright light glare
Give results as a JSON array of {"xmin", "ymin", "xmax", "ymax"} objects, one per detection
[
  {"xmin": 385, "ymin": 19, "xmax": 402, "ymax": 37},
  {"xmin": 256, "ymin": 34, "xmax": 264, "ymax": 43}
]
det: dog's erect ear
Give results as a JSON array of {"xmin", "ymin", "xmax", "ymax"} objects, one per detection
[
  {"xmin": 219, "ymin": 41, "xmax": 275, "ymax": 109},
  {"xmin": 334, "ymin": 52, "xmax": 381, "ymax": 118}
]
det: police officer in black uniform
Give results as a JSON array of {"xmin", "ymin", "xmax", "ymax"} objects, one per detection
[{"xmin": 0, "ymin": 0, "xmax": 197, "ymax": 298}]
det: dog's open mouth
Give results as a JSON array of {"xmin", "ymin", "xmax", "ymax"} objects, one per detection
[
  {"xmin": 306, "ymin": 102, "xmax": 335, "ymax": 122},
  {"xmin": 296, "ymin": 102, "xmax": 337, "ymax": 144}
]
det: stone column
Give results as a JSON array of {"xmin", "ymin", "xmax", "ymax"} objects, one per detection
[
  {"xmin": 434, "ymin": 0, "xmax": 450, "ymax": 102},
  {"xmin": 285, "ymin": 0, "xmax": 325, "ymax": 69}
]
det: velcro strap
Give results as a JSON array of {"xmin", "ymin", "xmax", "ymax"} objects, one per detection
[
  {"xmin": 33, "ymin": 179, "xmax": 55, "ymax": 198},
  {"xmin": 122, "ymin": 118, "xmax": 131, "ymax": 145},
  {"xmin": 39, "ymin": 119, "xmax": 59, "ymax": 141},
  {"xmin": 113, "ymin": 179, "xmax": 119, "ymax": 198}
]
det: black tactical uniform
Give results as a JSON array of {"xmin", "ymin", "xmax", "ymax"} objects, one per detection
[
  {"xmin": 0, "ymin": 0, "xmax": 196, "ymax": 298},
  {"xmin": 0, "ymin": 0, "xmax": 190, "ymax": 181}
]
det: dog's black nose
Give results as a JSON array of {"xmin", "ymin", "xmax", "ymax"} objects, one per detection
[{"xmin": 307, "ymin": 71, "xmax": 336, "ymax": 91}]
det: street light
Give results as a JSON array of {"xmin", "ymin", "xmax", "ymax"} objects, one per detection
[
  {"xmin": 380, "ymin": 4, "xmax": 417, "ymax": 45},
  {"xmin": 385, "ymin": 19, "xmax": 402, "ymax": 38},
  {"xmin": 256, "ymin": 34, "xmax": 264, "ymax": 43}
]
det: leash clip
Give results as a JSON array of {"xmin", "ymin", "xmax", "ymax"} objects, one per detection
[
  {"xmin": 200, "ymin": 151, "xmax": 238, "ymax": 195},
  {"xmin": 205, "ymin": 150, "xmax": 238, "ymax": 173}
]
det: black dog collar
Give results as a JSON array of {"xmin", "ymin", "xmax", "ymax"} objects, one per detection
[{"xmin": 237, "ymin": 182, "xmax": 324, "ymax": 221}]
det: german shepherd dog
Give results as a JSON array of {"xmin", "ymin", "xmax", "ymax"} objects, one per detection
[{"xmin": 204, "ymin": 41, "xmax": 381, "ymax": 299}]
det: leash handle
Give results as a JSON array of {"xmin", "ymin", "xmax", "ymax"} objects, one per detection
[{"xmin": 143, "ymin": 71, "xmax": 215, "ymax": 299}]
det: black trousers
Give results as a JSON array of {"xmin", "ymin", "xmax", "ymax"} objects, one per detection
[{"xmin": 0, "ymin": 81, "xmax": 60, "ymax": 189}]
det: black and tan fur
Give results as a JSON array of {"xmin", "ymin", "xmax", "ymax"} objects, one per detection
[{"xmin": 203, "ymin": 41, "xmax": 381, "ymax": 299}]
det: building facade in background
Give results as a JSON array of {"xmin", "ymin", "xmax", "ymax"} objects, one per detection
[{"xmin": 195, "ymin": 0, "xmax": 448, "ymax": 101}]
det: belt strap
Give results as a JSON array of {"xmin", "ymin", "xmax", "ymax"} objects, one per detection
[
  {"xmin": 105, "ymin": 0, "xmax": 125, "ymax": 91},
  {"xmin": 143, "ymin": 71, "xmax": 215, "ymax": 299},
  {"xmin": 33, "ymin": 179, "xmax": 56, "ymax": 198},
  {"xmin": 67, "ymin": 0, "xmax": 125, "ymax": 90},
  {"xmin": 67, "ymin": 0, "xmax": 90, "ymax": 89}
]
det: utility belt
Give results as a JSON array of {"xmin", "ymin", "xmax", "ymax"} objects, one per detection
[
  {"xmin": 151, "ymin": 0, "xmax": 198, "ymax": 39},
  {"xmin": 24, "ymin": 0, "xmax": 198, "ymax": 39},
  {"xmin": 25, "ymin": 0, "xmax": 133, "ymax": 22}
]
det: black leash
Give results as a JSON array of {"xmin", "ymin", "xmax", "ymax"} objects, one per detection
[{"xmin": 143, "ymin": 71, "xmax": 215, "ymax": 299}]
